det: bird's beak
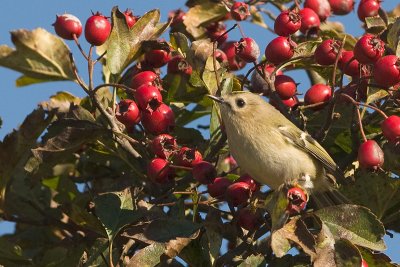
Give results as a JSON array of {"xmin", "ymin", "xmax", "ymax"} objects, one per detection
[{"xmin": 207, "ymin": 95, "xmax": 224, "ymax": 103}]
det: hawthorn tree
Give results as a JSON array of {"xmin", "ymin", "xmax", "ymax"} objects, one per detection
[{"xmin": 0, "ymin": 0, "xmax": 399, "ymax": 266}]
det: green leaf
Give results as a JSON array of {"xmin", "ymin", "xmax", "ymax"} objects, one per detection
[
  {"xmin": 0, "ymin": 28, "xmax": 76, "ymax": 85},
  {"xmin": 84, "ymin": 238, "xmax": 109, "ymax": 266},
  {"xmin": 264, "ymin": 187, "xmax": 289, "ymax": 232},
  {"xmin": 144, "ymin": 218, "xmax": 201, "ymax": 242},
  {"xmin": 127, "ymin": 243, "xmax": 165, "ymax": 267},
  {"xmin": 170, "ymin": 32, "xmax": 190, "ymax": 55},
  {"xmin": 164, "ymin": 72, "xmax": 208, "ymax": 103},
  {"xmin": 0, "ymin": 237, "xmax": 32, "ymax": 266},
  {"xmin": 358, "ymin": 247, "xmax": 396, "ymax": 267},
  {"xmin": 365, "ymin": 16, "xmax": 387, "ymax": 32},
  {"xmin": 42, "ymin": 175, "xmax": 79, "ymax": 203},
  {"xmin": 387, "ymin": 18, "xmax": 400, "ymax": 57},
  {"xmin": 334, "ymin": 239, "xmax": 362, "ymax": 267},
  {"xmin": 238, "ymin": 254, "xmax": 266, "ymax": 267},
  {"xmin": 39, "ymin": 91, "xmax": 81, "ymax": 113},
  {"xmin": 173, "ymin": 126, "xmax": 205, "ymax": 147},
  {"xmin": 315, "ymin": 204, "xmax": 386, "ymax": 251}
]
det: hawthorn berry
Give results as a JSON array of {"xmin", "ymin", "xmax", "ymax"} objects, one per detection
[
  {"xmin": 287, "ymin": 187, "xmax": 308, "ymax": 215},
  {"xmin": 329, "ymin": 0, "xmax": 355, "ymax": 15},
  {"xmin": 236, "ymin": 174, "xmax": 260, "ymax": 192},
  {"xmin": 141, "ymin": 103, "xmax": 175, "ymax": 135},
  {"xmin": 234, "ymin": 37, "xmax": 260, "ymax": 63},
  {"xmin": 147, "ymin": 158, "xmax": 171, "ymax": 183},
  {"xmin": 168, "ymin": 9, "xmax": 186, "ymax": 27},
  {"xmin": 230, "ymin": 2, "xmax": 250, "ymax": 21},
  {"xmin": 381, "ymin": 115, "xmax": 400, "ymax": 143},
  {"xmin": 130, "ymin": 71, "xmax": 160, "ymax": 90},
  {"xmin": 226, "ymin": 182, "xmax": 251, "ymax": 207},
  {"xmin": 221, "ymin": 41, "xmax": 247, "ymax": 71},
  {"xmin": 167, "ymin": 56, "xmax": 192, "ymax": 75},
  {"xmin": 299, "ymin": 8, "xmax": 321, "ymax": 34},
  {"xmin": 115, "ymin": 99, "xmax": 141, "ymax": 127},
  {"xmin": 251, "ymin": 65, "xmax": 284, "ymax": 95},
  {"xmin": 357, "ymin": 0, "xmax": 380, "ymax": 21},
  {"xmin": 134, "ymin": 85, "xmax": 163, "ymax": 111},
  {"xmin": 270, "ymin": 96, "xmax": 300, "ymax": 109},
  {"xmin": 175, "ymin": 147, "xmax": 203, "ymax": 167},
  {"xmin": 208, "ymin": 177, "xmax": 232, "ymax": 198},
  {"xmin": 274, "ymin": 10, "xmax": 301, "ymax": 37},
  {"xmin": 151, "ymin": 134, "xmax": 178, "ymax": 159},
  {"xmin": 144, "ymin": 48, "xmax": 171, "ymax": 68},
  {"xmin": 304, "ymin": 0, "xmax": 331, "ymax": 21},
  {"xmin": 338, "ymin": 50, "xmax": 360, "ymax": 77},
  {"xmin": 304, "ymin": 84, "xmax": 332, "ymax": 109},
  {"xmin": 53, "ymin": 14, "xmax": 82, "ymax": 40},
  {"xmin": 265, "ymin": 37, "xmax": 296, "ymax": 65},
  {"xmin": 84, "ymin": 12, "xmax": 111, "ymax": 46},
  {"xmin": 315, "ymin": 39, "xmax": 342, "ymax": 66},
  {"xmin": 206, "ymin": 21, "xmax": 228, "ymax": 43},
  {"xmin": 237, "ymin": 208, "xmax": 262, "ymax": 231},
  {"xmin": 274, "ymin": 75, "xmax": 297, "ymax": 100},
  {"xmin": 214, "ymin": 49, "xmax": 228, "ymax": 64},
  {"xmin": 358, "ymin": 140, "xmax": 384, "ymax": 170},
  {"xmin": 192, "ymin": 161, "xmax": 217, "ymax": 184},
  {"xmin": 373, "ymin": 55, "xmax": 400, "ymax": 87},
  {"xmin": 123, "ymin": 9, "xmax": 138, "ymax": 28},
  {"xmin": 354, "ymin": 34, "xmax": 385, "ymax": 64},
  {"xmin": 361, "ymin": 259, "xmax": 369, "ymax": 267}
]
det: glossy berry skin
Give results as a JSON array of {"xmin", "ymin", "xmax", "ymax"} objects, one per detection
[
  {"xmin": 214, "ymin": 49, "xmax": 228, "ymax": 64},
  {"xmin": 167, "ymin": 56, "xmax": 192, "ymax": 75},
  {"xmin": 145, "ymin": 49, "xmax": 171, "ymax": 68},
  {"xmin": 299, "ymin": 8, "xmax": 321, "ymax": 34},
  {"xmin": 274, "ymin": 75, "xmax": 297, "ymax": 100},
  {"xmin": 354, "ymin": 34, "xmax": 385, "ymax": 64},
  {"xmin": 274, "ymin": 11, "xmax": 301, "ymax": 37},
  {"xmin": 221, "ymin": 41, "xmax": 247, "ymax": 71},
  {"xmin": 287, "ymin": 187, "xmax": 308, "ymax": 215},
  {"xmin": 361, "ymin": 259, "xmax": 369, "ymax": 267},
  {"xmin": 236, "ymin": 174, "xmax": 259, "ymax": 192},
  {"xmin": 304, "ymin": 0, "xmax": 331, "ymax": 21},
  {"xmin": 381, "ymin": 115, "xmax": 400, "ymax": 143},
  {"xmin": 237, "ymin": 208, "xmax": 262, "ymax": 231},
  {"xmin": 373, "ymin": 55, "xmax": 400, "ymax": 87},
  {"xmin": 304, "ymin": 84, "xmax": 332, "ymax": 109},
  {"xmin": 315, "ymin": 39, "xmax": 341, "ymax": 66},
  {"xmin": 358, "ymin": 140, "xmax": 384, "ymax": 170},
  {"xmin": 270, "ymin": 96, "xmax": 299, "ymax": 109},
  {"xmin": 357, "ymin": 0, "xmax": 380, "ymax": 21},
  {"xmin": 134, "ymin": 85, "xmax": 163, "ymax": 111},
  {"xmin": 115, "ymin": 99, "xmax": 141, "ymax": 127},
  {"xmin": 141, "ymin": 103, "xmax": 175, "ymax": 135},
  {"xmin": 230, "ymin": 2, "xmax": 250, "ymax": 21},
  {"xmin": 265, "ymin": 37, "xmax": 296, "ymax": 65},
  {"xmin": 208, "ymin": 177, "xmax": 232, "ymax": 198},
  {"xmin": 175, "ymin": 147, "xmax": 203, "ymax": 167},
  {"xmin": 226, "ymin": 182, "xmax": 251, "ymax": 207},
  {"xmin": 147, "ymin": 158, "xmax": 171, "ymax": 183},
  {"xmin": 234, "ymin": 37, "xmax": 260, "ymax": 63},
  {"xmin": 339, "ymin": 50, "xmax": 360, "ymax": 77},
  {"xmin": 329, "ymin": 0, "xmax": 355, "ymax": 15},
  {"xmin": 192, "ymin": 161, "xmax": 217, "ymax": 184},
  {"xmin": 206, "ymin": 22, "xmax": 228, "ymax": 43},
  {"xmin": 123, "ymin": 9, "xmax": 138, "ymax": 28},
  {"xmin": 84, "ymin": 12, "xmax": 111, "ymax": 46},
  {"xmin": 53, "ymin": 14, "xmax": 82, "ymax": 40},
  {"xmin": 151, "ymin": 134, "xmax": 177, "ymax": 159},
  {"xmin": 130, "ymin": 71, "xmax": 160, "ymax": 90}
]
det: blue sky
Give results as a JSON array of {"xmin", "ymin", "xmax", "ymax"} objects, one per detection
[{"xmin": 0, "ymin": 0, "xmax": 399, "ymax": 263}]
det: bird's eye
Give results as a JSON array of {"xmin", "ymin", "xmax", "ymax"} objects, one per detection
[{"xmin": 236, "ymin": 98, "xmax": 246, "ymax": 108}]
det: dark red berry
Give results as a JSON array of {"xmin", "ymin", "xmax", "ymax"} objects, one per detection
[
  {"xmin": 373, "ymin": 55, "xmax": 400, "ymax": 87},
  {"xmin": 84, "ymin": 12, "xmax": 111, "ymax": 46},
  {"xmin": 175, "ymin": 147, "xmax": 203, "ymax": 167},
  {"xmin": 53, "ymin": 14, "xmax": 82, "ymax": 40},
  {"xmin": 168, "ymin": 9, "xmax": 186, "ymax": 27},
  {"xmin": 145, "ymin": 49, "xmax": 171, "ymax": 68},
  {"xmin": 230, "ymin": 2, "xmax": 250, "ymax": 21},
  {"xmin": 304, "ymin": 84, "xmax": 332, "ymax": 109},
  {"xmin": 226, "ymin": 182, "xmax": 251, "ymax": 207},
  {"xmin": 141, "ymin": 103, "xmax": 175, "ymax": 135},
  {"xmin": 192, "ymin": 161, "xmax": 217, "ymax": 184},
  {"xmin": 274, "ymin": 75, "xmax": 297, "ymax": 100},
  {"xmin": 358, "ymin": 140, "xmax": 384, "ymax": 170},
  {"xmin": 123, "ymin": 9, "xmax": 138, "ymax": 28},
  {"xmin": 357, "ymin": 0, "xmax": 380, "ymax": 21},
  {"xmin": 265, "ymin": 37, "xmax": 296, "ymax": 65},
  {"xmin": 208, "ymin": 177, "xmax": 232, "ymax": 198},
  {"xmin": 274, "ymin": 11, "xmax": 301, "ymax": 37},
  {"xmin": 250, "ymin": 64, "xmax": 284, "ymax": 95},
  {"xmin": 214, "ymin": 49, "xmax": 228, "ymax": 64},
  {"xmin": 270, "ymin": 96, "xmax": 300, "ymax": 109},
  {"xmin": 339, "ymin": 50, "xmax": 360, "ymax": 77},
  {"xmin": 151, "ymin": 134, "xmax": 177, "ymax": 159},
  {"xmin": 147, "ymin": 158, "xmax": 171, "ymax": 183},
  {"xmin": 381, "ymin": 115, "xmax": 400, "ymax": 143},
  {"xmin": 315, "ymin": 39, "xmax": 342, "ymax": 66},
  {"xmin": 134, "ymin": 85, "xmax": 163, "ymax": 111},
  {"xmin": 329, "ymin": 0, "xmax": 355, "ymax": 15},
  {"xmin": 237, "ymin": 208, "xmax": 262, "ymax": 231},
  {"xmin": 236, "ymin": 174, "xmax": 259, "ymax": 192},
  {"xmin": 115, "ymin": 99, "xmax": 141, "ymax": 127},
  {"xmin": 221, "ymin": 41, "xmax": 247, "ymax": 71},
  {"xmin": 167, "ymin": 56, "xmax": 192, "ymax": 75},
  {"xmin": 287, "ymin": 187, "xmax": 308, "ymax": 215},
  {"xmin": 206, "ymin": 21, "xmax": 228, "ymax": 43},
  {"xmin": 299, "ymin": 8, "xmax": 320, "ymax": 34},
  {"xmin": 354, "ymin": 34, "xmax": 385, "ymax": 64},
  {"xmin": 130, "ymin": 71, "xmax": 160, "ymax": 90},
  {"xmin": 304, "ymin": 0, "xmax": 331, "ymax": 21},
  {"xmin": 234, "ymin": 37, "xmax": 260, "ymax": 63}
]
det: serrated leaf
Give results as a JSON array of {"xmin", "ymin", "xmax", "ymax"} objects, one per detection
[{"xmin": 315, "ymin": 204, "xmax": 386, "ymax": 251}]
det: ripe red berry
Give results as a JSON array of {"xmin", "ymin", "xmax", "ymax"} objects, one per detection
[
  {"xmin": 221, "ymin": 41, "xmax": 247, "ymax": 71},
  {"xmin": 151, "ymin": 134, "xmax": 177, "ymax": 159},
  {"xmin": 214, "ymin": 49, "xmax": 228, "ymax": 64},
  {"xmin": 286, "ymin": 187, "xmax": 308, "ymax": 215},
  {"xmin": 141, "ymin": 103, "xmax": 175, "ymax": 135},
  {"xmin": 192, "ymin": 161, "xmax": 217, "ymax": 184},
  {"xmin": 329, "ymin": 0, "xmax": 355, "ymax": 15},
  {"xmin": 226, "ymin": 182, "xmax": 251, "ymax": 207},
  {"xmin": 381, "ymin": 115, "xmax": 400, "ymax": 143},
  {"xmin": 270, "ymin": 96, "xmax": 300, "ymax": 109},
  {"xmin": 134, "ymin": 85, "xmax": 163, "ymax": 111},
  {"xmin": 147, "ymin": 158, "xmax": 171, "ymax": 183},
  {"xmin": 208, "ymin": 177, "xmax": 232, "ymax": 198},
  {"xmin": 338, "ymin": 50, "xmax": 360, "ymax": 77},
  {"xmin": 206, "ymin": 21, "xmax": 228, "ymax": 43},
  {"xmin": 115, "ymin": 99, "xmax": 141, "ymax": 127},
  {"xmin": 274, "ymin": 11, "xmax": 301, "ymax": 37},
  {"xmin": 130, "ymin": 71, "xmax": 161, "ymax": 90},
  {"xmin": 53, "ymin": 14, "xmax": 82, "ymax": 40},
  {"xmin": 299, "ymin": 8, "xmax": 321, "ymax": 34},
  {"xmin": 237, "ymin": 208, "xmax": 262, "ymax": 231},
  {"xmin": 354, "ymin": 34, "xmax": 385, "ymax": 64},
  {"xmin": 361, "ymin": 259, "xmax": 369, "ymax": 267},
  {"xmin": 230, "ymin": 2, "xmax": 250, "ymax": 21},
  {"xmin": 145, "ymin": 49, "xmax": 171, "ymax": 68},
  {"xmin": 315, "ymin": 39, "xmax": 342, "ymax": 66},
  {"xmin": 175, "ymin": 147, "xmax": 203, "ymax": 167},
  {"xmin": 358, "ymin": 140, "xmax": 384, "ymax": 170},
  {"xmin": 167, "ymin": 56, "xmax": 192, "ymax": 75},
  {"xmin": 304, "ymin": 0, "xmax": 331, "ymax": 21},
  {"xmin": 168, "ymin": 9, "xmax": 186, "ymax": 27},
  {"xmin": 236, "ymin": 174, "xmax": 260, "ymax": 192},
  {"xmin": 274, "ymin": 75, "xmax": 297, "ymax": 100},
  {"xmin": 304, "ymin": 84, "xmax": 332, "ymax": 109},
  {"xmin": 357, "ymin": 0, "xmax": 380, "ymax": 21},
  {"xmin": 234, "ymin": 37, "xmax": 260, "ymax": 63},
  {"xmin": 265, "ymin": 37, "xmax": 296, "ymax": 65},
  {"xmin": 250, "ymin": 64, "xmax": 284, "ymax": 95},
  {"xmin": 373, "ymin": 55, "xmax": 400, "ymax": 87},
  {"xmin": 84, "ymin": 12, "xmax": 111, "ymax": 46},
  {"xmin": 123, "ymin": 9, "xmax": 138, "ymax": 28}
]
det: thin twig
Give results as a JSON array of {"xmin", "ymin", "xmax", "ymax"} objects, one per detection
[{"xmin": 73, "ymin": 34, "xmax": 89, "ymax": 60}]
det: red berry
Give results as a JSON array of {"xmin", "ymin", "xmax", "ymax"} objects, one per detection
[
  {"xmin": 130, "ymin": 71, "xmax": 160, "ymax": 90},
  {"xmin": 274, "ymin": 11, "xmax": 301, "ymax": 37},
  {"xmin": 115, "ymin": 99, "xmax": 141, "ymax": 127},
  {"xmin": 287, "ymin": 187, "xmax": 308, "ymax": 215},
  {"xmin": 270, "ymin": 96, "xmax": 300, "ymax": 109},
  {"xmin": 221, "ymin": 41, "xmax": 247, "ymax": 71},
  {"xmin": 304, "ymin": 0, "xmax": 331, "ymax": 21},
  {"xmin": 299, "ymin": 8, "xmax": 320, "ymax": 34},
  {"xmin": 237, "ymin": 208, "xmax": 262, "ymax": 231},
  {"xmin": 315, "ymin": 39, "xmax": 342, "ymax": 66},
  {"xmin": 274, "ymin": 75, "xmax": 297, "ymax": 100},
  {"xmin": 123, "ymin": 9, "xmax": 138, "ymax": 28},
  {"xmin": 223, "ymin": 155, "xmax": 238, "ymax": 171},
  {"xmin": 304, "ymin": 84, "xmax": 332, "ymax": 109},
  {"xmin": 357, "ymin": 0, "xmax": 380, "ymax": 21},
  {"xmin": 373, "ymin": 55, "xmax": 400, "ymax": 87},
  {"xmin": 134, "ymin": 85, "xmax": 163, "ymax": 111},
  {"xmin": 265, "ymin": 37, "xmax": 296, "ymax": 65},
  {"xmin": 361, "ymin": 259, "xmax": 369, "ymax": 267},
  {"xmin": 354, "ymin": 34, "xmax": 385, "ymax": 64},
  {"xmin": 230, "ymin": 2, "xmax": 250, "ymax": 21},
  {"xmin": 192, "ymin": 161, "xmax": 217, "ymax": 184},
  {"xmin": 381, "ymin": 115, "xmax": 400, "ymax": 143},
  {"xmin": 145, "ymin": 49, "xmax": 171, "ymax": 68},
  {"xmin": 175, "ymin": 147, "xmax": 203, "ymax": 167},
  {"xmin": 167, "ymin": 56, "xmax": 192, "ymax": 75},
  {"xmin": 206, "ymin": 21, "xmax": 228, "ymax": 43},
  {"xmin": 226, "ymin": 182, "xmax": 251, "ymax": 207},
  {"xmin": 250, "ymin": 64, "xmax": 284, "ymax": 95},
  {"xmin": 208, "ymin": 177, "xmax": 232, "ymax": 198},
  {"xmin": 84, "ymin": 12, "xmax": 111, "ymax": 46},
  {"xmin": 214, "ymin": 49, "xmax": 228, "ymax": 64},
  {"xmin": 236, "ymin": 174, "xmax": 259, "ymax": 192},
  {"xmin": 329, "ymin": 0, "xmax": 355, "ymax": 15},
  {"xmin": 168, "ymin": 9, "xmax": 186, "ymax": 27},
  {"xmin": 53, "ymin": 14, "xmax": 82, "ymax": 40},
  {"xmin": 147, "ymin": 158, "xmax": 171, "ymax": 183},
  {"xmin": 358, "ymin": 140, "xmax": 384, "ymax": 170},
  {"xmin": 338, "ymin": 50, "xmax": 360, "ymax": 77},
  {"xmin": 151, "ymin": 134, "xmax": 177, "ymax": 159},
  {"xmin": 234, "ymin": 37, "xmax": 260, "ymax": 63},
  {"xmin": 141, "ymin": 103, "xmax": 175, "ymax": 135}
]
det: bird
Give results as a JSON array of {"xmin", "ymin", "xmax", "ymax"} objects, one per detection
[{"xmin": 208, "ymin": 91, "xmax": 346, "ymax": 208}]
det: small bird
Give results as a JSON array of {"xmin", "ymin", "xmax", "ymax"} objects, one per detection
[{"xmin": 208, "ymin": 91, "xmax": 345, "ymax": 207}]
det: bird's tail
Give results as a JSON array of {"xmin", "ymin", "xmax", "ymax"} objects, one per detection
[{"xmin": 308, "ymin": 189, "xmax": 350, "ymax": 210}]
